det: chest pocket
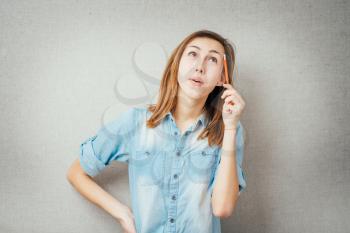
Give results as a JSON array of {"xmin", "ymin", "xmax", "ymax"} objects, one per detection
[
  {"xmin": 131, "ymin": 149, "xmax": 166, "ymax": 187},
  {"xmin": 185, "ymin": 148, "xmax": 218, "ymax": 184}
]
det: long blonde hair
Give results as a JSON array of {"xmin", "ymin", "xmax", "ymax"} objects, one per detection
[{"xmin": 146, "ymin": 29, "xmax": 237, "ymax": 147}]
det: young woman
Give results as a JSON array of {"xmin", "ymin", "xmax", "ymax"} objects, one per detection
[{"xmin": 67, "ymin": 29, "xmax": 247, "ymax": 233}]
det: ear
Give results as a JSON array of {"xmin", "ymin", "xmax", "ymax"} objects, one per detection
[{"xmin": 216, "ymin": 72, "xmax": 225, "ymax": 87}]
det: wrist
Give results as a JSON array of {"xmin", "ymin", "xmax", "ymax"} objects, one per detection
[
  {"xmin": 224, "ymin": 121, "xmax": 238, "ymax": 130},
  {"xmin": 108, "ymin": 201, "xmax": 128, "ymax": 221},
  {"xmin": 224, "ymin": 125, "xmax": 237, "ymax": 130}
]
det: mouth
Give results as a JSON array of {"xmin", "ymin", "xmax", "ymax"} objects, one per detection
[{"xmin": 188, "ymin": 77, "xmax": 204, "ymax": 87}]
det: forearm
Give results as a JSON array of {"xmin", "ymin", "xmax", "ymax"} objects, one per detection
[
  {"xmin": 67, "ymin": 160, "xmax": 126, "ymax": 221},
  {"xmin": 212, "ymin": 128, "xmax": 239, "ymax": 218}
]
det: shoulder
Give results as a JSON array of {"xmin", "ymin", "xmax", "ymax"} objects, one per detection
[
  {"xmin": 130, "ymin": 105, "xmax": 150, "ymax": 120},
  {"xmin": 117, "ymin": 105, "xmax": 149, "ymax": 120},
  {"xmin": 119, "ymin": 105, "xmax": 152, "ymax": 127},
  {"xmin": 101, "ymin": 106, "xmax": 147, "ymax": 134}
]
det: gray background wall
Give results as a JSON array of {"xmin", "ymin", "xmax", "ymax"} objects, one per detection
[{"xmin": 0, "ymin": 0, "xmax": 349, "ymax": 233}]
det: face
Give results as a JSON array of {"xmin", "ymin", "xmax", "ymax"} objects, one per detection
[{"xmin": 177, "ymin": 37, "xmax": 225, "ymax": 100}]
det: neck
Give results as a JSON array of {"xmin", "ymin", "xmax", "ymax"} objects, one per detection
[{"xmin": 173, "ymin": 91, "xmax": 207, "ymax": 123}]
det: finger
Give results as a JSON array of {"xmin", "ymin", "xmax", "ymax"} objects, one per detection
[
  {"xmin": 224, "ymin": 95, "xmax": 244, "ymax": 113},
  {"xmin": 222, "ymin": 90, "xmax": 240, "ymax": 102},
  {"xmin": 222, "ymin": 83, "xmax": 234, "ymax": 89},
  {"xmin": 225, "ymin": 99, "xmax": 239, "ymax": 109},
  {"xmin": 222, "ymin": 104, "xmax": 231, "ymax": 114},
  {"xmin": 221, "ymin": 89, "xmax": 233, "ymax": 99},
  {"xmin": 230, "ymin": 92, "xmax": 245, "ymax": 106},
  {"xmin": 221, "ymin": 88, "xmax": 239, "ymax": 99},
  {"xmin": 224, "ymin": 95, "xmax": 238, "ymax": 105},
  {"xmin": 222, "ymin": 90, "xmax": 244, "ymax": 104},
  {"xmin": 223, "ymin": 104, "xmax": 236, "ymax": 115}
]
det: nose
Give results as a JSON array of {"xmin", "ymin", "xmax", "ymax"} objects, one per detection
[
  {"xmin": 195, "ymin": 59, "xmax": 204, "ymax": 74},
  {"xmin": 195, "ymin": 67, "xmax": 203, "ymax": 73}
]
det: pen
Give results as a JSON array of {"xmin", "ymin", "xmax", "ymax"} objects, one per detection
[{"xmin": 223, "ymin": 54, "xmax": 229, "ymax": 84}]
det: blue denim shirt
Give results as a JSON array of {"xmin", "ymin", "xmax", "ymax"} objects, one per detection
[{"xmin": 79, "ymin": 106, "xmax": 246, "ymax": 233}]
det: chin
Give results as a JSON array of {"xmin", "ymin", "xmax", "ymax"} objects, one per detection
[{"xmin": 178, "ymin": 84, "xmax": 207, "ymax": 100}]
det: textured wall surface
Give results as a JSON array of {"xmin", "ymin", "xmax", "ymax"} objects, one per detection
[{"xmin": 0, "ymin": 1, "xmax": 349, "ymax": 233}]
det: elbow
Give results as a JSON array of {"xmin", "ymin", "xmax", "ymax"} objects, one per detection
[
  {"xmin": 66, "ymin": 161, "xmax": 81, "ymax": 185},
  {"xmin": 66, "ymin": 158, "xmax": 90, "ymax": 184},
  {"xmin": 212, "ymin": 200, "xmax": 235, "ymax": 218},
  {"xmin": 213, "ymin": 207, "xmax": 234, "ymax": 219},
  {"xmin": 66, "ymin": 166, "xmax": 75, "ymax": 184},
  {"xmin": 212, "ymin": 196, "xmax": 238, "ymax": 218}
]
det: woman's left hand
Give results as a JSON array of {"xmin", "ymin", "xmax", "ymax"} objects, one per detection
[{"xmin": 221, "ymin": 83, "xmax": 246, "ymax": 129}]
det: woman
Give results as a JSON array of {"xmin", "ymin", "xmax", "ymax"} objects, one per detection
[{"xmin": 67, "ymin": 29, "xmax": 247, "ymax": 233}]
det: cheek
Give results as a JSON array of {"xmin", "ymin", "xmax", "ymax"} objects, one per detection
[
  {"xmin": 178, "ymin": 60, "xmax": 195, "ymax": 81},
  {"xmin": 207, "ymin": 66, "xmax": 222, "ymax": 82},
  {"xmin": 180, "ymin": 56, "xmax": 197, "ymax": 70}
]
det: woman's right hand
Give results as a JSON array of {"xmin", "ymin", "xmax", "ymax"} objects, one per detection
[{"xmin": 117, "ymin": 205, "xmax": 137, "ymax": 233}]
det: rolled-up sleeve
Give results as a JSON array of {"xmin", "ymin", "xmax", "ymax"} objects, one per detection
[
  {"xmin": 79, "ymin": 107, "xmax": 139, "ymax": 177},
  {"xmin": 235, "ymin": 121, "xmax": 247, "ymax": 195}
]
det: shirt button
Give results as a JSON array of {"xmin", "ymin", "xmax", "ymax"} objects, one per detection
[
  {"xmin": 176, "ymin": 151, "xmax": 180, "ymax": 156},
  {"xmin": 170, "ymin": 218, "xmax": 174, "ymax": 223},
  {"xmin": 173, "ymin": 174, "xmax": 178, "ymax": 179},
  {"xmin": 201, "ymin": 151, "xmax": 206, "ymax": 156},
  {"xmin": 185, "ymin": 131, "xmax": 190, "ymax": 136},
  {"xmin": 172, "ymin": 195, "xmax": 176, "ymax": 200},
  {"xmin": 174, "ymin": 132, "xmax": 178, "ymax": 136}
]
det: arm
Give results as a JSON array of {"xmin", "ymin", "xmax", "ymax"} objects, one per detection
[
  {"xmin": 66, "ymin": 158, "xmax": 133, "ymax": 222},
  {"xmin": 211, "ymin": 128, "xmax": 240, "ymax": 218}
]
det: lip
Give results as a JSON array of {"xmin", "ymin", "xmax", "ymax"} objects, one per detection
[
  {"xmin": 188, "ymin": 78, "xmax": 204, "ymax": 87},
  {"xmin": 188, "ymin": 76, "xmax": 204, "ymax": 86}
]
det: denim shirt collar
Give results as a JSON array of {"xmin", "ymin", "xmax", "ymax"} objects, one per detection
[{"xmin": 165, "ymin": 109, "xmax": 208, "ymax": 132}]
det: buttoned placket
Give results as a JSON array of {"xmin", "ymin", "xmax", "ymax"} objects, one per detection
[{"xmin": 167, "ymin": 115, "xmax": 196, "ymax": 232}]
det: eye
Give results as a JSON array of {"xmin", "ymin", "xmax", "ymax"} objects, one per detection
[
  {"xmin": 209, "ymin": 56, "xmax": 218, "ymax": 63},
  {"xmin": 188, "ymin": 51, "xmax": 196, "ymax": 56}
]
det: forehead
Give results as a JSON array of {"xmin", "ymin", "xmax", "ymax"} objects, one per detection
[{"xmin": 185, "ymin": 37, "xmax": 224, "ymax": 54}]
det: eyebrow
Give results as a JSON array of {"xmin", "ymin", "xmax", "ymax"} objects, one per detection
[{"xmin": 187, "ymin": 45, "xmax": 221, "ymax": 55}]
